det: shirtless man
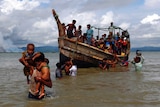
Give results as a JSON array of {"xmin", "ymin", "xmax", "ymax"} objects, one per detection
[
  {"xmin": 28, "ymin": 53, "xmax": 52, "ymax": 99},
  {"xmin": 66, "ymin": 20, "xmax": 76, "ymax": 38}
]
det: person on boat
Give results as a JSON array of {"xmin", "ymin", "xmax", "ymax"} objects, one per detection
[
  {"xmin": 62, "ymin": 23, "xmax": 66, "ymax": 35},
  {"xmin": 121, "ymin": 37, "xmax": 128, "ymax": 54},
  {"xmin": 108, "ymin": 22, "xmax": 119, "ymax": 35},
  {"xmin": 75, "ymin": 25, "xmax": 82, "ymax": 37},
  {"xmin": 33, "ymin": 52, "xmax": 52, "ymax": 99},
  {"xmin": 108, "ymin": 22, "xmax": 114, "ymax": 33},
  {"xmin": 99, "ymin": 58, "xmax": 109, "ymax": 70},
  {"xmin": 19, "ymin": 43, "xmax": 41, "ymax": 84},
  {"xmin": 86, "ymin": 24, "xmax": 93, "ymax": 45},
  {"xmin": 66, "ymin": 20, "xmax": 76, "ymax": 38}
]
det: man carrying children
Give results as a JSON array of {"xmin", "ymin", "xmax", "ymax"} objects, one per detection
[{"xmin": 19, "ymin": 43, "xmax": 52, "ymax": 99}]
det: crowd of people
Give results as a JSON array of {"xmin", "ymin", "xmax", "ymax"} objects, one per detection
[
  {"xmin": 19, "ymin": 43, "xmax": 144, "ymax": 100},
  {"xmin": 63, "ymin": 21, "xmax": 130, "ymax": 56},
  {"xmin": 18, "ymin": 20, "xmax": 141, "ymax": 100},
  {"xmin": 55, "ymin": 57, "xmax": 77, "ymax": 78}
]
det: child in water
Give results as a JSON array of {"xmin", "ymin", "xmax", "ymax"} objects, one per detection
[
  {"xmin": 55, "ymin": 62, "xmax": 63, "ymax": 78},
  {"xmin": 19, "ymin": 43, "xmax": 40, "ymax": 84}
]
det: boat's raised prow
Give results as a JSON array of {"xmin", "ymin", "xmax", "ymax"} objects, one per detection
[{"xmin": 52, "ymin": 9, "xmax": 65, "ymax": 37}]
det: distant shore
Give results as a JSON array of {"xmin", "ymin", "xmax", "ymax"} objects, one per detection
[{"xmin": 0, "ymin": 46, "xmax": 160, "ymax": 53}]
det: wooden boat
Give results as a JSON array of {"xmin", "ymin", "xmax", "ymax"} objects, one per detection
[{"xmin": 52, "ymin": 9, "xmax": 130, "ymax": 68}]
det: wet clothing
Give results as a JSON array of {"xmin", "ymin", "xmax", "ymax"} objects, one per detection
[
  {"xmin": 69, "ymin": 65, "xmax": 77, "ymax": 76},
  {"xmin": 28, "ymin": 69, "xmax": 44, "ymax": 100},
  {"xmin": 29, "ymin": 69, "xmax": 37, "ymax": 96},
  {"xmin": 132, "ymin": 56, "xmax": 144, "ymax": 71},
  {"xmin": 55, "ymin": 68, "xmax": 62, "ymax": 78}
]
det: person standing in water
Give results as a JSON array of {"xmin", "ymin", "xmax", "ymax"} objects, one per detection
[
  {"xmin": 34, "ymin": 52, "xmax": 52, "ymax": 99},
  {"xmin": 131, "ymin": 50, "xmax": 144, "ymax": 71},
  {"xmin": 28, "ymin": 52, "xmax": 52, "ymax": 99}
]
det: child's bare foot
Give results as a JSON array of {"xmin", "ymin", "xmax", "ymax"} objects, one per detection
[{"xmin": 38, "ymin": 93, "xmax": 45, "ymax": 99}]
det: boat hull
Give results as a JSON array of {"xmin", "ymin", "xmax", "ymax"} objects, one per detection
[
  {"xmin": 58, "ymin": 37, "xmax": 130, "ymax": 68},
  {"xmin": 60, "ymin": 53, "xmax": 97, "ymax": 68}
]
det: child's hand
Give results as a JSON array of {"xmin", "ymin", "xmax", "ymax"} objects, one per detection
[
  {"xmin": 34, "ymin": 77, "xmax": 41, "ymax": 82},
  {"xmin": 25, "ymin": 62, "xmax": 30, "ymax": 68}
]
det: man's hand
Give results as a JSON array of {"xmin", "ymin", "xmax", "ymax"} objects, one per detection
[{"xmin": 34, "ymin": 77, "xmax": 41, "ymax": 82}]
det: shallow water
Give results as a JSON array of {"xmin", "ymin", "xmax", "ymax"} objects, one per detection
[{"xmin": 0, "ymin": 52, "xmax": 160, "ymax": 107}]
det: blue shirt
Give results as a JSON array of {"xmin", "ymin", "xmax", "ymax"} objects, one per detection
[{"xmin": 86, "ymin": 29, "xmax": 93, "ymax": 38}]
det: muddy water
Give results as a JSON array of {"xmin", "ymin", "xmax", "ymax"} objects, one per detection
[{"xmin": 0, "ymin": 52, "xmax": 160, "ymax": 107}]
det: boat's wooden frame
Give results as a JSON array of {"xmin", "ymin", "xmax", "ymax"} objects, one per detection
[{"xmin": 52, "ymin": 9, "xmax": 130, "ymax": 68}]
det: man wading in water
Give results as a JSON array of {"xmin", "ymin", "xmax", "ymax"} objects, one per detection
[{"xmin": 28, "ymin": 53, "xmax": 52, "ymax": 99}]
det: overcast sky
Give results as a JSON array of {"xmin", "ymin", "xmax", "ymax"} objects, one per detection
[{"xmin": 0, "ymin": 0, "xmax": 160, "ymax": 52}]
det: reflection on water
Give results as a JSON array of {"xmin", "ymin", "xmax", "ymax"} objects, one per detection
[{"xmin": 0, "ymin": 52, "xmax": 160, "ymax": 107}]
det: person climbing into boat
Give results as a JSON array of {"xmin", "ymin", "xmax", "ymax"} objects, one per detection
[
  {"xmin": 19, "ymin": 43, "xmax": 41, "ymax": 84},
  {"xmin": 86, "ymin": 24, "xmax": 93, "ymax": 45},
  {"xmin": 131, "ymin": 50, "xmax": 144, "ymax": 71},
  {"xmin": 98, "ymin": 58, "xmax": 109, "ymax": 70},
  {"xmin": 66, "ymin": 20, "xmax": 76, "ymax": 38},
  {"xmin": 106, "ymin": 53, "xmax": 121, "ymax": 68},
  {"xmin": 120, "ymin": 56, "xmax": 129, "ymax": 67}
]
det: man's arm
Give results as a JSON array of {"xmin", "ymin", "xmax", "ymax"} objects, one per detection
[
  {"xmin": 35, "ymin": 76, "xmax": 52, "ymax": 88},
  {"xmin": 35, "ymin": 65, "xmax": 52, "ymax": 88},
  {"xmin": 32, "ymin": 52, "xmax": 41, "ymax": 61}
]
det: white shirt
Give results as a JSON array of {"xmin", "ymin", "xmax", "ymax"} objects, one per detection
[{"xmin": 69, "ymin": 65, "xmax": 77, "ymax": 76}]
